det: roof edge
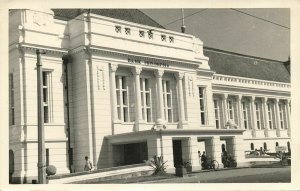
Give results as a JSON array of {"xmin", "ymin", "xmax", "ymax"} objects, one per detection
[{"xmin": 203, "ymin": 46, "xmax": 288, "ymax": 63}]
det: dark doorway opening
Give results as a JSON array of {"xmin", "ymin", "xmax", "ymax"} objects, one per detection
[
  {"xmin": 172, "ymin": 140, "xmax": 183, "ymax": 167},
  {"xmin": 112, "ymin": 142, "xmax": 148, "ymax": 166}
]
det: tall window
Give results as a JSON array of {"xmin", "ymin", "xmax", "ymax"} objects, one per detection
[
  {"xmin": 46, "ymin": 148, "xmax": 50, "ymax": 166},
  {"xmin": 279, "ymin": 103, "xmax": 285, "ymax": 129},
  {"xmin": 267, "ymin": 103, "xmax": 273, "ymax": 129},
  {"xmin": 199, "ymin": 87, "xmax": 206, "ymax": 125},
  {"xmin": 9, "ymin": 73, "xmax": 15, "ymax": 125},
  {"xmin": 162, "ymin": 80, "xmax": 173, "ymax": 123},
  {"xmin": 116, "ymin": 76, "xmax": 130, "ymax": 122},
  {"xmin": 227, "ymin": 100, "xmax": 234, "ymax": 121},
  {"xmin": 214, "ymin": 100, "xmax": 220, "ymax": 129},
  {"xmin": 242, "ymin": 101, "xmax": 248, "ymax": 129},
  {"xmin": 140, "ymin": 78, "xmax": 152, "ymax": 122},
  {"xmin": 42, "ymin": 71, "xmax": 51, "ymax": 123},
  {"xmin": 250, "ymin": 143, "xmax": 254, "ymax": 150},
  {"xmin": 255, "ymin": 102, "xmax": 262, "ymax": 130}
]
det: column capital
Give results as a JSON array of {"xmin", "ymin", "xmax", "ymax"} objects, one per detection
[
  {"xmin": 154, "ymin": 69, "xmax": 164, "ymax": 78},
  {"xmin": 236, "ymin": 94, "xmax": 243, "ymax": 101},
  {"xmin": 110, "ymin": 63, "xmax": 118, "ymax": 72},
  {"xmin": 175, "ymin": 72, "xmax": 185, "ymax": 80},
  {"xmin": 249, "ymin": 95, "xmax": 256, "ymax": 101},
  {"xmin": 274, "ymin": 97, "xmax": 280, "ymax": 103},
  {"xmin": 261, "ymin": 97, "xmax": 268, "ymax": 103},
  {"xmin": 284, "ymin": 98, "xmax": 291, "ymax": 104},
  {"xmin": 132, "ymin": 66, "xmax": 142, "ymax": 75},
  {"xmin": 222, "ymin": 93, "xmax": 228, "ymax": 99}
]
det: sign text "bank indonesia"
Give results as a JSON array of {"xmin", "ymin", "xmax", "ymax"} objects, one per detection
[{"xmin": 128, "ymin": 58, "xmax": 169, "ymax": 68}]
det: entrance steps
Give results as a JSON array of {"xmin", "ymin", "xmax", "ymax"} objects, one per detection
[{"xmin": 47, "ymin": 164, "xmax": 152, "ymax": 184}]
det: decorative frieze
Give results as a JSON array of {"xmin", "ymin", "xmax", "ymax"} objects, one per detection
[{"xmin": 96, "ymin": 66, "xmax": 105, "ymax": 91}]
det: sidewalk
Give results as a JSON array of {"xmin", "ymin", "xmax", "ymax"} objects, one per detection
[{"xmin": 142, "ymin": 167, "xmax": 291, "ymax": 183}]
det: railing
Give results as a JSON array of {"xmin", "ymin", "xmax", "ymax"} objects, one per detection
[{"xmin": 213, "ymin": 74, "xmax": 291, "ymax": 90}]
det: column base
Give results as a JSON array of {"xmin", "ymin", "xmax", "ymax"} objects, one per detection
[
  {"xmin": 154, "ymin": 119, "xmax": 166, "ymax": 130},
  {"xmin": 177, "ymin": 121, "xmax": 188, "ymax": 129},
  {"xmin": 264, "ymin": 129, "xmax": 269, "ymax": 137},
  {"xmin": 276, "ymin": 130, "xmax": 281, "ymax": 137}
]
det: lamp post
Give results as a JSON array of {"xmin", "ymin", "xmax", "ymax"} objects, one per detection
[{"xmin": 36, "ymin": 49, "xmax": 46, "ymax": 184}]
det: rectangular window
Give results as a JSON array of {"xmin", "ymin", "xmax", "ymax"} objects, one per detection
[
  {"xmin": 140, "ymin": 78, "xmax": 152, "ymax": 122},
  {"xmin": 116, "ymin": 76, "xmax": 130, "ymax": 122},
  {"xmin": 267, "ymin": 103, "xmax": 273, "ymax": 129},
  {"xmin": 42, "ymin": 71, "xmax": 50, "ymax": 123},
  {"xmin": 214, "ymin": 100, "xmax": 220, "ymax": 129},
  {"xmin": 9, "ymin": 73, "xmax": 15, "ymax": 125},
  {"xmin": 242, "ymin": 101, "xmax": 248, "ymax": 129},
  {"xmin": 169, "ymin": 36, "xmax": 174, "ymax": 43},
  {"xmin": 46, "ymin": 148, "xmax": 50, "ymax": 166},
  {"xmin": 162, "ymin": 80, "xmax": 173, "ymax": 123},
  {"xmin": 161, "ymin": 35, "xmax": 166, "ymax": 42},
  {"xmin": 279, "ymin": 103, "xmax": 284, "ymax": 129},
  {"xmin": 199, "ymin": 87, "xmax": 206, "ymax": 125},
  {"xmin": 227, "ymin": 100, "xmax": 234, "ymax": 121},
  {"xmin": 255, "ymin": 102, "xmax": 262, "ymax": 130}
]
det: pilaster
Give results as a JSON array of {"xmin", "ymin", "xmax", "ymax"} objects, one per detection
[
  {"xmin": 250, "ymin": 96, "xmax": 257, "ymax": 138},
  {"xmin": 274, "ymin": 98, "xmax": 281, "ymax": 137},
  {"xmin": 154, "ymin": 69, "xmax": 165, "ymax": 129}
]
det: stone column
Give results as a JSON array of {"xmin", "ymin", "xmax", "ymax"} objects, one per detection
[
  {"xmin": 176, "ymin": 72, "xmax": 186, "ymax": 129},
  {"xmin": 211, "ymin": 136, "xmax": 223, "ymax": 168},
  {"xmin": 155, "ymin": 69, "xmax": 165, "ymax": 128},
  {"xmin": 274, "ymin": 98, "xmax": 281, "ymax": 137},
  {"xmin": 249, "ymin": 96, "xmax": 257, "ymax": 138},
  {"xmin": 189, "ymin": 137, "xmax": 201, "ymax": 171},
  {"xmin": 222, "ymin": 93, "xmax": 228, "ymax": 128},
  {"xmin": 262, "ymin": 97, "xmax": 269, "ymax": 137},
  {"xmin": 236, "ymin": 95, "xmax": 243, "ymax": 129},
  {"xmin": 132, "ymin": 66, "xmax": 143, "ymax": 131},
  {"xmin": 285, "ymin": 99, "xmax": 291, "ymax": 137},
  {"xmin": 232, "ymin": 135, "xmax": 247, "ymax": 167},
  {"xmin": 110, "ymin": 63, "xmax": 119, "ymax": 123}
]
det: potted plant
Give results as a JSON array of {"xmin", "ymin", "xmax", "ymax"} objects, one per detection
[
  {"xmin": 175, "ymin": 164, "xmax": 186, "ymax": 177},
  {"xmin": 183, "ymin": 161, "xmax": 192, "ymax": 173}
]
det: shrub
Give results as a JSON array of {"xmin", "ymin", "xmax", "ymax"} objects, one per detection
[
  {"xmin": 46, "ymin": 165, "xmax": 57, "ymax": 176},
  {"xmin": 144, "ymin": 155, "xmax": 167, "ymax": 175}
]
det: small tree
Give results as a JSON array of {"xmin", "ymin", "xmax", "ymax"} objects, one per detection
[
  {"xmin": 46, "ymin": 165, "xmax": 57, "ymax": 176},
  {"xmin": 144, "ymin": 155, "xmax": 167, "ymax": 175}
]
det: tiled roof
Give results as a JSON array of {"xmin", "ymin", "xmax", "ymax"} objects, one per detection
[
  {"xmin": 204, "ymin": 47, "xmax": 290, "ymax": 83},
  {"xmin": 52, "ymin": 9, "xmax": 164, "ymax": 29}
]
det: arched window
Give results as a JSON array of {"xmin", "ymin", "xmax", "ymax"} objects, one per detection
[
  {"xmin": 287, "ymin": 141, "xmax": 291, "ymax": 153},
  {"xmin": 263, "ymin": 142, "xmax": 267, "ymax": 150},
  {"xmin": 221, "ymin": 144, "xmax": 226, "ymax": 152},
  {"xmin": 276, "ymin": 142, "xmax": 279, "ymax": 147},
  {"xmin": 250, "ymin": 143, "xmax": 254, "ymax": 150}
]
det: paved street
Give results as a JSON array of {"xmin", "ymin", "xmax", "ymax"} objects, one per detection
[{"xmin": 144, "ymin": 167, "xmax": 291, "ymax": 183}]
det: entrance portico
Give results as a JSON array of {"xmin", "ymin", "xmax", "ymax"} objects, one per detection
[{"xmin": 106, "ymin": 128, "xmax": 245, "ymax": 172}]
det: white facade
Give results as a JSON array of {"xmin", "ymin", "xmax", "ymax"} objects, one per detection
[{"xmin": 9, "ymin": 9, "xmax": 291, "ymax": 183}]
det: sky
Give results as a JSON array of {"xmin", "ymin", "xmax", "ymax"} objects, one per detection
[{"xmin": 141, "ymin": 9, "xmax": 290, "ymax": 62}]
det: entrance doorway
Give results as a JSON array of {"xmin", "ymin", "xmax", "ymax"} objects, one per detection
[
  {"xmin": 172, "ymin": 140, "xmax": 183, "ymax": 167},
  {"xmin": 172, "ymin": 139, "xmax": 191, "ymax": 167}
]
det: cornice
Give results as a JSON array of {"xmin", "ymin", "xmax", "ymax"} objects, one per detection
[{"xmin": 15, "ymin": 43, "xmax": 68, "ymax": 55}]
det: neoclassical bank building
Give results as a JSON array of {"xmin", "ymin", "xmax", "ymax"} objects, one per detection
[{"xmin": 9, "ymin": 9, "xmax": 291, "ymax": 183}]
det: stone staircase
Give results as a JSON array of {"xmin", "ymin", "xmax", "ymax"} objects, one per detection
[{"xmin": 47, "ymin": 164, "xmax": 153, "ymax": 184}]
